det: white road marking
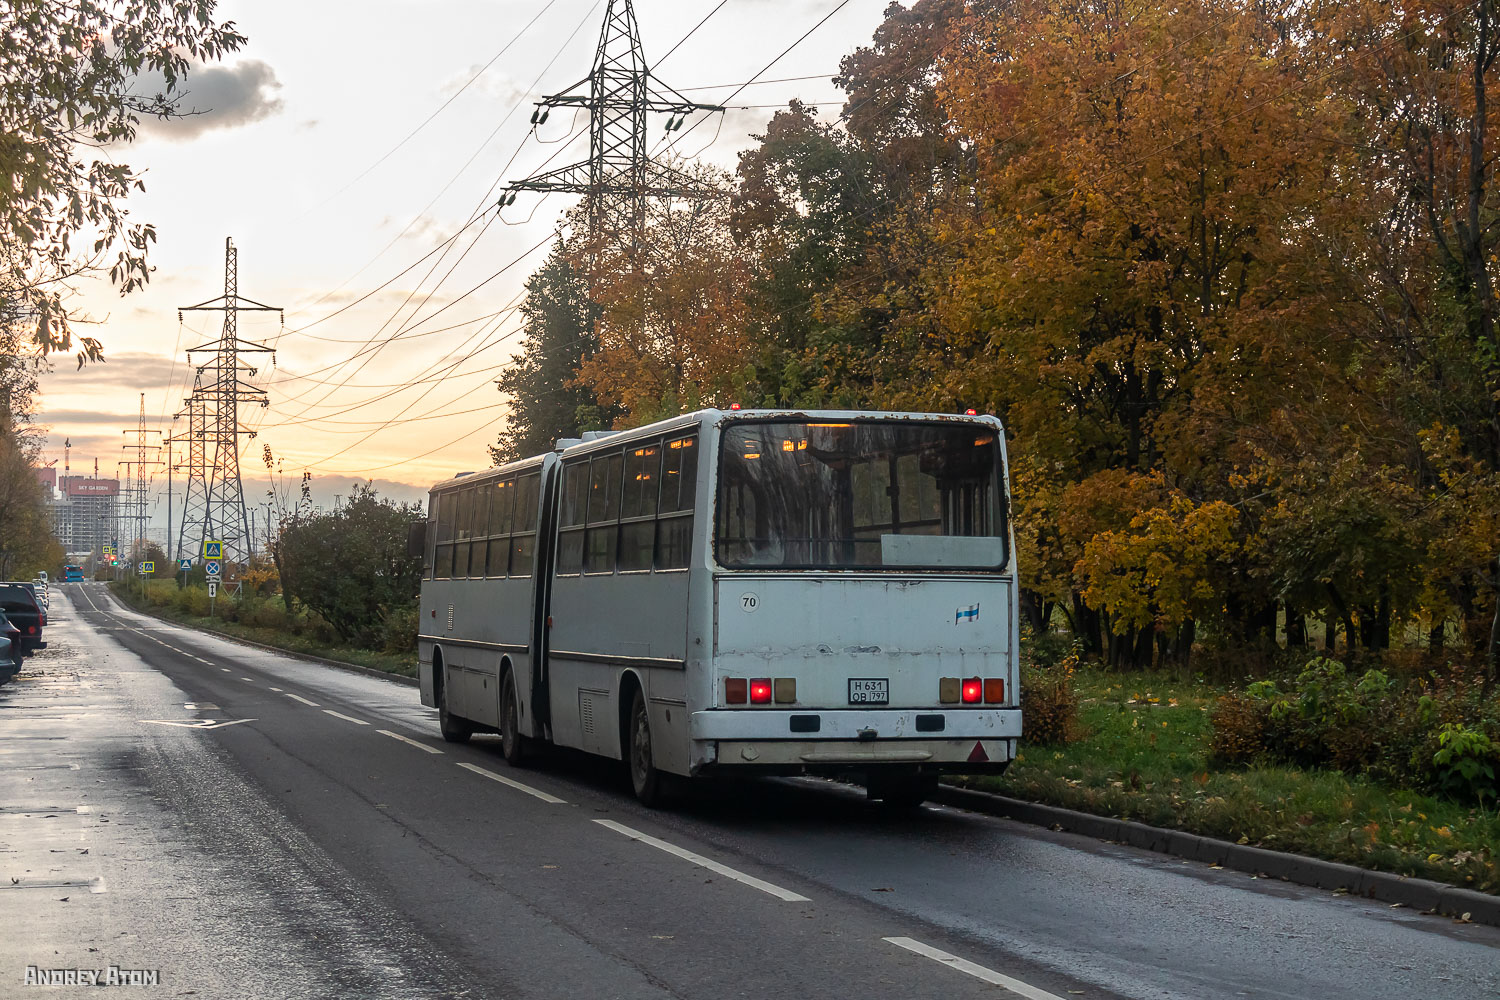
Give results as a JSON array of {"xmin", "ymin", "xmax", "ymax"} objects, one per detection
[
  {"xmin": 457, "ymin": 763, "xmax": 566, "ymax": 804},
  {"xmin": 140, "ymin": 719, "xmax": 257, "ymax": 731},
  {"xmin": 240, "ymin": 677, "xmax": 255, "ymax": 682},
  {"xmin": 377, "ymin": 730, "xmax": 444, "ymax": 754},
  {"xmin": 592, "ymin": 819, "xmax": 810, "ymax": 902},
  {"xmin": 269, "ymin": 687, "xmax": 283, "ymax": 692},
  {"xmin": 882, "ymin": 937, "xmax": 1065, "ymax": 1000},
  {"xmin": 220, "ymin": 667, "xmax": 231, "ymax": 673},
  {"xmin": 323, "ymin": 709, "xmax": 370, "ymax": 726},
  {"xmin": 194, "ymin": 657, "xmax": 213, "ymax": 665},
  {"xmin": 285, "ymin": 693, "xmax": 320, "ymax": 707}
]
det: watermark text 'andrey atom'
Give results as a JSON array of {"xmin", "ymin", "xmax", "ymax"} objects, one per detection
[{"xmin": 25, "ymin": 966, "xmax": 160, "ymax": 986}]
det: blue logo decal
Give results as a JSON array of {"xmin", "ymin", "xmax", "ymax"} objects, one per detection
[{"xmin": 956, "ymin": 603, "xmax": 979, "ymax": 624}]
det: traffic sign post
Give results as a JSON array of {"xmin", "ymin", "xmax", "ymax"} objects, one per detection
[{"xmin": 204, "ymin": 561, "xmax": 221, "ymax": 578}]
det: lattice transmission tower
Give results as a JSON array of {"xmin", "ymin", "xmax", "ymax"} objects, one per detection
[
  {"xmin": 120, "ymin": 393, "xmax": 161, "ymax": 561},
  {"xmin": 175, "ymin": 238, "xmax": 281, "ymax": 566},
  {"xmin": 502, "ymin": 0, "xmax": 725, "ymax": 254}
]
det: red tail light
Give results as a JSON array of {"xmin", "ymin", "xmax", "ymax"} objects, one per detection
[
  {"xmin": 724, "ymin": 677, "xmax": 747, "ymax": 704},
  {"xmin": 961, "ymin": 677, "xmax": 982, "ymax": 703},
  {"xmin": 26, "ymin": 625, "xmax": 36, "ymax": 634},
  {"xmin": 749, "ymin": 678, "xmax": 772, "ymax": 704},
  {"xmin": 983, "ymin": 678, "xmax": 1005, "ymax": 703}
]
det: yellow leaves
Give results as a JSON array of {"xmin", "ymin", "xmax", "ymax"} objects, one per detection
[{"xmin": 1433, "ymin": 826, "xmax": 1453, "ymax": 839}]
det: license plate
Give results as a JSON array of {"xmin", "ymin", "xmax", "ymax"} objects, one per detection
[{"xmin": 848, "ymin": 678, "xmax": 889, "ymax": 704}]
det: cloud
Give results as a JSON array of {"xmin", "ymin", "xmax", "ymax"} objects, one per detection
[
  {"xmin": 440, "ymin": 65, "xmax": 531, "ymax": 107},
  {"xmin": 42, "ymin": 352, "xmax": 183, "ymax": 392},
  {"xmin": 134, "ymin": 60, "xmax": 284, "ymax": 140}
]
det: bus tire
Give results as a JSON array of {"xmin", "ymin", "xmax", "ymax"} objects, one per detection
[
  {"xmin": 499, "ymin": 668, "xmax": 528, "ymax": 765},
  {"xmin": 437, "ymin": 667, "xmax": 472, "ymax": 744},
  {"xmin": 869, "ymin": 773, "xmax": 937, "ymax": 811},
  {"xmin": 627, "ymin": 688, "xmax": 665, "ymax": 807}
]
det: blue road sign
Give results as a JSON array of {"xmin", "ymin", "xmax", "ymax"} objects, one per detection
[
  {"xmin": 178, "ymin": 559, "xmax": 192, "ymax": 571},
  {"xmin": 203, "ymin": 540, "xmax": 223, "ymax": 559},
  {"xmin": 204, "ymin": 561, "xmax": 221, "ymax": 577}
]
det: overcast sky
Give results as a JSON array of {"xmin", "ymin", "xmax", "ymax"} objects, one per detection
[{"xmin": 34, "ymin": 0, "xmax": 888, "ymax": 533}]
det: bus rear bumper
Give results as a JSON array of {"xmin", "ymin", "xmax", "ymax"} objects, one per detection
[
  {"xmin": 688, "ymin": 708, "xmax": 1020, "ymax": 775},
  {"xmin": 708, "ymin": 738, "xmax": 1014, "ymax": 771},
  {"xmin": 689, "ymin": 707, "xmax": 1020, "ymax": 741}
]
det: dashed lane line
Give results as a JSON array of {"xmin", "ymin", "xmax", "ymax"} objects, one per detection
[
  {"xmin": 241, "ymin": 677, "xmax": 255, "ymax": 682},
  {"xmin": 269, "ymin": 687, "xmax": 283, "ymax": 692},
  {"xmin": 592, "ymin": 819, "xmax": 810, "ymax": 903},
  {"xmin": 882, "ymin": 938, "xmax": 1065, "ymax": 1000},
  {"xmin": 323, "ymin": 709, "xmax": 370, "ymax": 726},
  {"xmin": 285, "ymin": 693, "xmax": 320, "ymax": 707},
  {"xmin": 377, "ymin": 730, "xmax": 444, "ymax": 754},
  {"xmin": 457, "ymin": 763, "xmax": 567, "ymax": 804}
]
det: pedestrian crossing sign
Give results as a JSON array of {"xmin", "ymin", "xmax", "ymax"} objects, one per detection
[{"xmin": 203, "ymin": 540, "xmax": 223, "ymax": 559}]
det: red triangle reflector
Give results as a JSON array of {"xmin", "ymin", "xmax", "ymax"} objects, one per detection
[{"xmin": 967, "ymin": 741, "xmax": 989, "ymax": 763}]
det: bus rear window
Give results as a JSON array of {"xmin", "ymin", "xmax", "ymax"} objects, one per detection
[{"xmin": 715, "ymin": 421, "xmax": 1006, "ymax": 571}]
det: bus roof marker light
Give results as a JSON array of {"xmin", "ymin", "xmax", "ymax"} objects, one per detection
[
  {"xmin": 965, "ymin": 408, "xmax": 978, "ymax": 415},
  {"xmin": 729, "ymin": 403, "xmax": 742, "ymax": 410}
]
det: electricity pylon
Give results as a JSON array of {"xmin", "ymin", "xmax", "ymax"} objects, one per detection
[
  {"xmin": 502, "ymin": 0, "xmax": 725, "ymax": 254},
  {"xmin": 176, "ymin": 238, "xmax": 280, "ymax": 566},
  {"xmin": 120, "ymin": 393, "xmax": 162, "ymax": 562}
]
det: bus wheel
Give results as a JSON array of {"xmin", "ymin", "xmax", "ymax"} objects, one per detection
[
  {"xmin": 438, "ymin": 674, "xmax": 472, "ymax": 744},
  {"xmin": 870, "ymin": 773, "xmax": 938, "ymax": 811},
  {"xmin": 627, "ymin": 688, "xmax": 665, "ymax": 807},
  {"xmin": 500, "ymin": 669, "xmax": 527, "ymax": 765}
]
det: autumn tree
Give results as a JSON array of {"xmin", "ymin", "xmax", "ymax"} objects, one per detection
[
  {"xmin": 491, "ymin": 239, "xmax": 611, "ymax": 463},
  {"xmin": 0, "ymin": 1, "xmax": 246, "ymax": 364},
  {"xmin": 576, "ymin": 167, "xmax": 754, "ymax": 425}
]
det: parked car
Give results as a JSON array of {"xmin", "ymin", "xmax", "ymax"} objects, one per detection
[
  {"xmin": 0, "ymin": 583, "xmax": 45, "ymax": 652},
  {"xmin": 0, "ymin": 611, "xmax": 22, "ymax": 683},
  {"xmin": 29, "ymin": 578, "xmax": 48, "ymax": 610}
]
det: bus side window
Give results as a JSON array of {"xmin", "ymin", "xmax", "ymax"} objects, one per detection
[
  {"xmin": 585, "ymin": 451, "xmax": 623, "ymax": 574},
  {"xmin": 557, "ymin": 461, "xmax": 588, "ymax": 575},
  {"xmin": 434, "ymin": 490, "xmax": 455, "ymax": 579},
  {"xmin": 657, "ymin": 435, "xmax": 697, "ymax": 570},
  {"xmin": 487, "ymin": 479, "xmax": 514, "ymax": 577},
  {"xmin": 511, "ymin": 472, "xmax": 540, "ymax": 577},
  {"xmin": 619, "ymin": 442, "xmax": 661, "ymax": 572}
]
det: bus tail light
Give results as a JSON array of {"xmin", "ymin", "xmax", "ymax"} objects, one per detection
[
  {"xmin": 984, "ymin": 678, "xmax": 1005, "ymax": 703},
  {"xmin": 724, "ymin": 678, "xmax": 747, "ymax": 704},
  {"xmin": 773, "ymin": 678, "xmax": 796, "ymax": 704},
  {"xmin": 749, "ymin": 678, "xmax": 772, "ymax": 704},
  {"xmin": 939, "ymin": 677, "xmax": 960, "ymax": 703},
  {"xmin": 961, "ymin": 677, "xmax": 983, "ymax": 703}
]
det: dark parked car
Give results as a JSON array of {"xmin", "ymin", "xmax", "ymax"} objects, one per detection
[
  {"xmin": 0, "ymin": 583, "xmax": 45, "ymax": 652},
  {"xmin": 0, "ymin": 611, "xmax": 21, "ymax": 683}
]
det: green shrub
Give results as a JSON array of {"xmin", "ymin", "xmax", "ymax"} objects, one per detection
[
  {"xmin": 380, "ymin": 604, "xmax": 419, "ymax": 655},
  {"xmin": 1432, "ymin": 724, "xmax": 1498, "ymax": 805}
]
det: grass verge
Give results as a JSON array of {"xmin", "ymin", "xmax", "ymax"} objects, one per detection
[
  {"xmin": 952, "ymin": 669, "xmax": 1499, "ymax": 895},
  {"xmin": 107, "ymin": 582, "xmax": 416, "ymax": 679}
]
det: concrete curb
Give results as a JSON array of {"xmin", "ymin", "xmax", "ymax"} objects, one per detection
[
  {"xmin": 934, "ymin": 784, "xmax": 1500, "ymax": 928},
  {"xmin": 101, "ymin": 588, "xmax": 419, "ymax": 689}
]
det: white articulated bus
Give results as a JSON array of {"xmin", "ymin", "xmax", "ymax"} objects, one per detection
[{"xmin": 416, "ymin": 409, "xmax": 1021, "ymax": 806}]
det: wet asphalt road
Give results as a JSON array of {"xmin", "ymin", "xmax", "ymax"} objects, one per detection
[{"xmin": 1, "ymin": 583, "xmax": 1496, "ymax": 999}]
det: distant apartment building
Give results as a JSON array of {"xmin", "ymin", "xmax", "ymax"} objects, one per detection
[{"xmin": 49, "ymin": 476, "xmax": 119, "ymax": 557}]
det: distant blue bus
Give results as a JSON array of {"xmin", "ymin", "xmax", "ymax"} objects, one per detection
[{"xmin": 62, "ymin": 565, "xmax": 83, "ymax": 583}]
